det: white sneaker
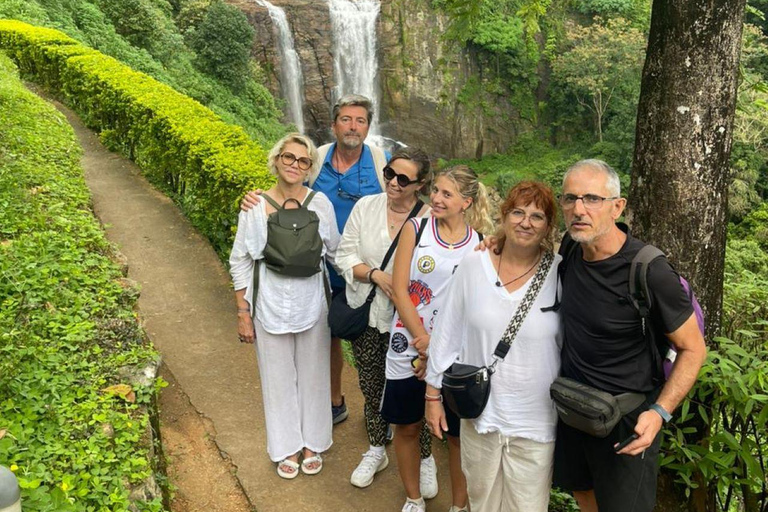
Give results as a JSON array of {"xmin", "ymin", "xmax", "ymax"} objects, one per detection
[
  {"xmin": 420, "ymin": 454, "xmax": 438, "ymax": 499},
  {"xmin": 402, "ymin": 499, "xmax": 426, "ymax": 512},
  {"xmin": 448, "ymin": 507, "xmax": 468, "ymax": 512},
  {"xmin": 350, "ymin": 450, "xmax": 389, "ymax": 488}
]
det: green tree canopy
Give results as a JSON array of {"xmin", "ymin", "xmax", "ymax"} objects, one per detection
[
  {"xmin": 187, "ymin": 1, "xmax": 255, "ymax": 91},
  {"xmin": 551, "ymin": 17, "xmax": 646, "ymax": 142}
]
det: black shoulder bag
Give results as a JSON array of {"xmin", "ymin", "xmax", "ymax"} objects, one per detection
[
  {"xmin": 328, "ymin": 201, "xmax": 423, "ymax": 341},
  {"xmin": 442, "ymin": 250, "xmax": 555, "ymax": 419}
]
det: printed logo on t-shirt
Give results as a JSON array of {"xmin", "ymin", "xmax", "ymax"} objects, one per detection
[
  {"xmin": 394, "ymin": 316, "xmax": 423, "ymax": 329},
  {"xmin": 417, "ymin": 255, "xmax": 436, "ymax": 274},
  {"xmin": 428, "ymin": 309, "xmax": 438, "ymax": 331},
  {"xmin": 409, "ymin": 280, "xmax": 433, "ymax": 307},
  {"xmin": 391, "ymin": 332, "xmax": 409, "ymax": 353}
]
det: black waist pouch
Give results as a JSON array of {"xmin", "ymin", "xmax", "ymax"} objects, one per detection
[
  {"xmin": 441, "ymin": 363, "xmax": 492, "ymax": 420},
  {"xmin": 550, "ymin": 377, "xmax": 646, "ymax": 438}
]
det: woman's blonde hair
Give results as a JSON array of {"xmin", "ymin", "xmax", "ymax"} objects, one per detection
[
  {"xmin": 434, "ymin": 165, "xmax": 495, "ymax": 235},
  {"xmin": 266, "ymin": 132, "xmax": 319, "ymax": 178}
]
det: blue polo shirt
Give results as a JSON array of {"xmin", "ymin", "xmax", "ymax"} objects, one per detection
[{"xmin": 312, "ymin": 143, "xmax": 390, "ymax": 288}]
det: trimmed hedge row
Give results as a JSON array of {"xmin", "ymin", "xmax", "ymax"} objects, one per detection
[
  {"xmin": 0, "ymin": 19, "xmax": 275, "ymax": 257},
  {"xmin": 0, "ymin": 51, "xmax": 163, "ymax": 512}
]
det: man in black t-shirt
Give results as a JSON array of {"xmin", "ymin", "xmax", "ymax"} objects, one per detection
[{"xmin": 552, "ymin": 160, "xmax": 707, "ymax": 512}]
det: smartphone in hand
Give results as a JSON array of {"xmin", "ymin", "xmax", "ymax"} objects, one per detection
[{"xmin": 614, "ymin": 433, "xmax": 639, "ymax": 452}]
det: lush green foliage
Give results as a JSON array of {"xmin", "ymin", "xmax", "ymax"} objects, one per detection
[
  {"xmin": 573, "ymin": 0, "xmax": 650, "ymax": 20},
  {"xmin": 655, "ymin": 222, "xmax": 768, "ymax": 511},
  {"xmin": 550, "ymin": 17, "xmax": 645, "ymax": 143},
  {"xmin": 0, "ymin": 0, "xmax": 288, "ymax": 145},
  {"xmin": 0, "ymin": 20, "xmax": 276, "ymax": 258},
  {"xmin": 187, "ymin": 1, "xmax": 254, "ymax": 91},
  {"xmin": 0, "ymin": 51, "xmax": 164, "ymax": 512}
]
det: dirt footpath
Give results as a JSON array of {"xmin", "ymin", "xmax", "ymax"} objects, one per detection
[{"xmin": 48, "ymin": 98, "xmax": 454, "ymax": 511}]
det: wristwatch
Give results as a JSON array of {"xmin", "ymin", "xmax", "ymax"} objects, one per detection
[{"xmin": 649, "ymin": 403, "xmax": 672, "ymax": 423}]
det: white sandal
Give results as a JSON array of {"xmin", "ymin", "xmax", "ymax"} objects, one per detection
[
  {"xmin": 301, "ymin": 454, "xmax": 323, "ymax": 475},
  {"xmin": 277, "ymin": 459, "xmax": 300, "ymax": 479}
]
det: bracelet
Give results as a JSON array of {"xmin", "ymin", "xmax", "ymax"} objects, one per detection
[
  {"xmin": 649, "ymin": 403, "xmax": 672, "ymax": 423},
  {"xmin": 424, "ymin": 393, "xmax": 442, "ymax": 402},
  {"xmin": 237, "ymin": 308, "xmax": 250, "ymax": 313},
  {"xmin": 366, "ymin": 267, "xmax": 378, "ymax": 283}
]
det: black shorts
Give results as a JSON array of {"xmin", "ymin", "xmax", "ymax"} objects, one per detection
[
  {"xmin": 553, "ymin": 400, "xmax": 662, "ymax": 512},
  {"xmin": 380, "ymin": 376, "xmax": 460, "ymax": 437}
]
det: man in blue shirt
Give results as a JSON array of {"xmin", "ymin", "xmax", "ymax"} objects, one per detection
[{"xmin": 241, "ymin": 94, "xmax": 389, "ymax": 424}]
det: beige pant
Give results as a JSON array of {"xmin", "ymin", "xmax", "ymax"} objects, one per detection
[{"xmin": 460, "ymin": 420, "xmax": 555, "ymax": 512}]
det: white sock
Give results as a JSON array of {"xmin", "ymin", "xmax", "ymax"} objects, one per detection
[
  {"xmin": 369, "ymin": 445, "xmax": 386, "ymax": 456},
  {"xmin": 406, "ymin": 497, "xmax": 425, "ymax": 506}
]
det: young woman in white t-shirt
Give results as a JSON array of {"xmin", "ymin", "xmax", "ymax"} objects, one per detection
[
  {"xmin": 425, "ymin": 181, "xmax": 563, "ymax": 512},
  {"xmin": 383, "ymin": 166, "xmax": 494, "ymax": 512}
]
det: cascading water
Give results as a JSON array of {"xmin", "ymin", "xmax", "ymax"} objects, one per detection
[
  {"xmin": 327, "ymin": 0, "xmax": 383, "ymax": 138},
  {"xmin": 256, "ymin": 0, "xmax": 305, "ymax": 133}
]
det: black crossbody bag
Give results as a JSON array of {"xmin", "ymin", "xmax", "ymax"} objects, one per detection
[
  {"xmin": 328, "ymin": 200, "xmax": 423, "ymax": 341},
  {"xmin": 442, "ymin": 251, "xmax": 555, "ymax": 419}
]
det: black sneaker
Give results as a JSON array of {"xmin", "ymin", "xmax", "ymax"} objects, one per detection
[{"xmin": 332, "ymin": 396, "xmax": 348, "ymax": 425}]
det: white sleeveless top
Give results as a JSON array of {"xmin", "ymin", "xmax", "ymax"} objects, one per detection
[{"xmin": 386, "ymin": 216, "xmax": 482, "ymax": 380}]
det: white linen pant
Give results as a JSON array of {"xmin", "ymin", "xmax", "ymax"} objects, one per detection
[
  {"xmin": 460, "ymin": 420, "xmax": 555, "ymax": 512},
  {"xmin": 253, "ymin": 315, "xmax": 332, "ymax": 462}
]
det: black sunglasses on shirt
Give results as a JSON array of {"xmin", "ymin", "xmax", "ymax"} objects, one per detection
[{"xmin": 383, "ymin": 165, "xmax": 420, "ymax": 187}]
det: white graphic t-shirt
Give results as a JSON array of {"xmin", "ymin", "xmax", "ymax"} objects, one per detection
[{"xmin": 386, "ymin": 216, "xmax": 481, "ymax": 380}]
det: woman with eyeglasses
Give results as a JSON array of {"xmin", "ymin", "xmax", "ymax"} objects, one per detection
[
  {"xmin": 229, "ymin": 133, "xmax": 340, "ymax": 479},
  {"xmin": 425, "ymin": 181, "xmax": 563, "ymax": 512},
  {"xmin": 335, "ymin": 147, "xmax": 433, "ymax": 490},
  {"xmin": 384, "ymin": 165, "xmax": 494, "ymax": 512}
]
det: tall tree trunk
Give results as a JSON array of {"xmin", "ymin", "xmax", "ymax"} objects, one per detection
[
  {"xmin": 627, "ymin": 2, "xmax": 746, "ymax": 512},
  {"xmin": 627, "ymin": 0, "xmax": 746, "ymax": 337}
]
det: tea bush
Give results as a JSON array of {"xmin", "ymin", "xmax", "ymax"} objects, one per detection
[{"xmin": 0, "ymin": 20, "xmax": 276, "ymax": 258}]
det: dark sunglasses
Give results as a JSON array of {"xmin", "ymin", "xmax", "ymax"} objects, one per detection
[{"xmin": 383, "ymin": 165, "xmax": 420, "ymax": 187}]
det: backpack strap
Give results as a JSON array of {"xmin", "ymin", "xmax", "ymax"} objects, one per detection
[
  {"xmin": 369, "ymin": 145, "xmax": 388, "ymax": 192},
  {"xmin": 262, "ymin": 193, "xmax": 282, "ymax": 211},
  {"xmin": 629, "ymin": 245, "xmax": 665, "ymax": 319},
  {"xmin": 303, "ymin": 190, "xmax": 317, "ymax": 208},
  {"xmin": 251, "ymin": 259, "xmax": 260, "ymax": 317},
  {"xmin": 308, "ymin": 144, "xmax": 332, "ymax": 187},
  {"xmin": 628, "ymin": 244, "xmax": 667, "ymax": 385},
  {"xmin": 541, "ymin": 232, "xmax": 578, "ymax": 313}
]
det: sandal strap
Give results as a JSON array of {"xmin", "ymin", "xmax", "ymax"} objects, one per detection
[
  {"xmin": 302, "ymin": 455, "xmax": 322, "ymax": 465},
  {"xmin": 279, "ymin": 459, "xmax": 300, "ymax": 470}
]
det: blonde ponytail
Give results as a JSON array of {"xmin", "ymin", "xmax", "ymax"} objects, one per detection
[
  {"xmin": 465, "ymin": 182, "xmax": 495, "ymax": 235},
  {"xmin": 434, "ymin": 165, "xmax": 496, "ymax": 235}
]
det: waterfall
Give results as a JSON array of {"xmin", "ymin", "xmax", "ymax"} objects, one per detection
[
  {"xmin": 327, "ymin": 0, "xmax": 382, "ymax": 138},
  {"xmin": 256, "ymin": 0, "xmax": 305, "ymax": 133}
]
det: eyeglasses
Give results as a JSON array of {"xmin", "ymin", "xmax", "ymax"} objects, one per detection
[
  {"xmin": 337, "ymin": 188, "xmax": 362, "ymax": 202},
  {"xmin": 559, "ymin": 194, "xmax": 618, "ymax": 210},
  {"xmin": 383, "ymin": 165, "xmax": 420, "ymax": 187},
  {"xmin": 280, "ymin": 152, "xmax": 312, "ymax": 171},
  {"xmin": 508, "ymin": 209, "xmax": 547, "ymax": 227}
]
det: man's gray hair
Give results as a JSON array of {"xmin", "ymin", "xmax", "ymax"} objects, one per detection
[
  {"xmin": 332, "ymin": 94, "xmax": 374, "ymax": 124},
  {"xmin": 563, "ymin": 159, "xmax": 621, "ymax": 197}
]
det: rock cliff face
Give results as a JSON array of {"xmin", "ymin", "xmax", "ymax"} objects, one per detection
[{"xmin": 233, "ymin": 0, "xmax": 521, "ymax": 158}]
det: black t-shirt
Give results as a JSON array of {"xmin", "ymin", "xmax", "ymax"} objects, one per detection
[{"xmin": 560, "ymin": 228, "xmax": 694, "ymax": 394}]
